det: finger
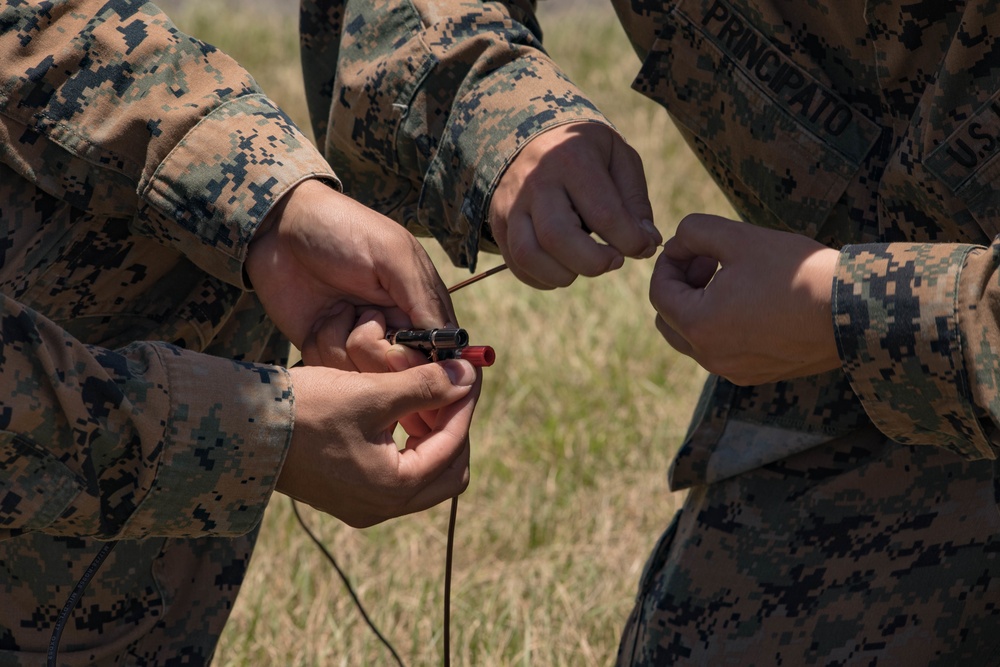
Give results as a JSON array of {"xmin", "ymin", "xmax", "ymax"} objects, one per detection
[
  {"xmin": 377, "ymin": 359, "xmax": 477, "ymax": 421},
  {"xmin": 649, "ymin": 249, "xmax": 704, "ymax": 332},
  {"xmin": 398, "ymin": 434, "xmax": 471, "ymax": 513},
  {"xmin": 654, "ymin": 313, "xmax": 694, "ymax": 357},
  {"xmin": 665, "ymin": 214, "xmax": 744, "ymax": 265},
  {"xmin": 386, "ymin": 349, "xmax": 437, "ymax": 435},
  {"xmin": 530, "ymin": 188, "xmax": 626, "ymax": 278},
  {"xmin": 608, "ymin": 132, "xmax": 660, "ymax": 252},
  {"xmin": 502, "ymin": 211, "xmax": 578, "ymax": 289},
  {"xmin": 395, "ymin": 378, "xmax": 480, "ymax": 510},
  {"xmin": 386, "ymin": 346, "xmax": 439, "ymax": 435},
  {"xmin": 379, "ymin": 305, "xmax": 415, "ymax": 333},
  {"xmin": 401, "ymin": 359, "xmax": 481, "ymax": 440},
  {"xmin": 398, "ymin": 412, "xmax": 434, "ymax": 438},
  {"xmin": 346, "ymin": 310, "xmax": 395, "ymax": 372},
  {"xmin": 567, "ymin": 140, "xmax": 660, "ymax": 260},
  {"xmin": 686, "ymin": 254, "xmax": 720, "ymax": 289},
  {"xmin": 386, "ymin": 345, "xmax": 433, "ymax": 373},
  {"xmin": 375, "ymin": 230, "xmax": 457, "ymax": 329},
  {"xmin": 299, "ymin": 303, "xmax": 358, "ymax": 370}
]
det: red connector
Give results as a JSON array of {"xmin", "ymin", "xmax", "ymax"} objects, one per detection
[{"xmin": 456, "ymin": 346, "xmax": 496, "ymax": 367}]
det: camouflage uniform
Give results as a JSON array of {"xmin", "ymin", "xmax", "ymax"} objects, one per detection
[
  {"xmin": 0, "ymin": 1, "xmax": 338, "ymax": 664},
  {"xmin": 309, "ymin": 0, "xmax": 1000, "ymax": 663}
]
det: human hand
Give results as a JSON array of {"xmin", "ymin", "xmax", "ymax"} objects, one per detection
[
  {"xmin": 278, "ymin": 357, "xmax": 477, "ymax": 528},
  {"xmin": 300, "ymin": 306, "xmax": 479, "ymax": 441},
  {"xmin": 488, "ymin": 122, "xmax": 662, "ymax": 289},
  {"xmin": 650, "ymin": 214, "xmax": 841, "ymax": 386},
  {"xmin": 245, "ymin": 179, "xmax": 455, "ymax": 350}
]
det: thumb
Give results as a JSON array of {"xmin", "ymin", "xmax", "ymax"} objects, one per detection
[
  {"xmin": 649, "ymin": 244, "xmax": 710, "ymax": 339},
  {"xmin": 376, "ymin": 359, "xmax": 477, "ymax": 421},
  {"xmin": 665, "ymin": 214, "xmax": 744, "ymax": 265}
]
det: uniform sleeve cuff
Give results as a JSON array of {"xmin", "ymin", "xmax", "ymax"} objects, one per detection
[
  {"xmin": 137, "ymin": 94, "xmax": 340, "ymax": 287},
  {"xmin": 832, "ymin": 242, "xmax": 994, "ymax": 459},
  {"xmin": 417, "ymin": 55, "xmax": 612, "ymax": 270},
  {"xmin": 118, "ymin": 345, "xmax": 294, "ymax": 538}
]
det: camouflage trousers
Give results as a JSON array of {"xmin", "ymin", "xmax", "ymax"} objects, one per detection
[{"xmin": 617, "ymin": 425, "xmax": 1000, "ymax": 666}]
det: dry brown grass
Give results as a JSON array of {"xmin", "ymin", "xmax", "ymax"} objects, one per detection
[{"xmin": 155, "ymin": 2, "xmax": 735, "ymax": 664}]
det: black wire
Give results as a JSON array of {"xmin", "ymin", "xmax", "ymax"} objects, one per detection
[
  {"xmin": 443, "ymin": 496, "xmax": 458, "ymax": 667},
  {"xmin": 291, "ymin": 500, "xmax": 407, "ymax": 667},
  {"xmin": 293, "ymin": 496, "xmax": 459, "ymax": 667},
  {"xmin": 288, "ymin": 266, "xmax": 492, "ymax": 665},
  {"xmin": 47, "ymin": 539, "xmax": 120, "ymax": 667}
]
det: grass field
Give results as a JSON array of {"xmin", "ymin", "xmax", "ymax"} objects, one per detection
[{"xmin": 157, "ymin": 2, "xmax": 734, "ymax": 664}]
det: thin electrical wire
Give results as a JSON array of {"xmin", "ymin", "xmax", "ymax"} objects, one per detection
[
  {"xmin": 291, "ymin": 500, "xmax": 407, "ymax": 667},
  {"xmin": 47, "ymin": 540, "xmax": 119, "ymax": 667},
  {"xmin": 440, "ymin": 262, "xmax": 504, "ymax": 667},
  {"xmin": 446, "ymin": 263, "xmax": 509, "ymax": 293},
  {"xmin": 443, "ymin": 496, "xmax": 458, "ymax": 667},
  {"xmin": 295, "ymin": 263, "xmax": 507, "ymax": 665}
]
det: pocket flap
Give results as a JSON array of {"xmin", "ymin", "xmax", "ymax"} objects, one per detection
[{"xmin": 634, "ymin": 0, "xmax": 881, "ymax": 237}]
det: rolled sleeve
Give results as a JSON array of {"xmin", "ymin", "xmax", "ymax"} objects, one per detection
[
  {"xmin": 138, "ymin": 94, "xmax": 339, "ymax": 287},
  {"xmin": 0, "ymin": 297, "xmax": 295, "ymax": 541},
  {"xmin": 115, "ymin": 345, "xmax": 294, "ymax": 539},
  {"xmin": 832, "ymin": 242, "xmax": 994, "ymax": 459}
]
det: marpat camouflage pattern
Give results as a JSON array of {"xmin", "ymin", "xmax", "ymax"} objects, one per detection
[
  {"xmin": 308, "ymin": 0, "xmax": 1000, "ymax": 663},
  {"xmin": 0, "ymin": 0, "xmax": 338, "ymax": 663}
]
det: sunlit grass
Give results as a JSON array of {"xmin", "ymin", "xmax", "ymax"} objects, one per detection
[{"xmin": 155, "ymin": 1, "xmax": 731, "ymax": 664}]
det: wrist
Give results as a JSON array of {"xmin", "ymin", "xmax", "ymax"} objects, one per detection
[
  {"xmin": 246, "ymin": 179, "xmax": 335, "ymax": 289},
  {"xmin": 805, "ymin": 247, "xmax": 841, "ymax": 372},
  {"xmin": 253, "ymin": 178, "xmax": 333, "ymax": 243}
]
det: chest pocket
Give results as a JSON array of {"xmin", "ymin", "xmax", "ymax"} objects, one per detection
[{"xmin": 633, "ymin": 0, "xmax": 881, "ymax": 239}]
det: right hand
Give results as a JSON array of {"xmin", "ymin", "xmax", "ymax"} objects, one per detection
[
  {"xmin": 284, "ymin": 305, "xmax": 480, "ymax": 528},
  {"xmin": 487, "ymin": 122, "xmax": 661, "ymax": 289},
  {"xmin": 278, "ymin": 358, "xmax": 477, "ymax": 528}
]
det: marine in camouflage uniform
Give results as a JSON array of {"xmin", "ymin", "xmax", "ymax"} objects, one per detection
[
  {"xmin": 0, "ymin": 0, "xmax": 479, "ymax": 664},
  {"xmin": 305, "ymin": 0, "xmax": 1000, "ymax": 663}
]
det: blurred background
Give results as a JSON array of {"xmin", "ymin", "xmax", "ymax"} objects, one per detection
[{"xmin": 153, "ymin": 1, "xmax": 734, "ymax": 664}]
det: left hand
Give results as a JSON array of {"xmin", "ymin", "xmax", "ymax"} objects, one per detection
[
  {"xmin": 650, "ymin": 214, "xmax": 841, "ymax": 386},
  {"xmin": 246, "ymin": 179, "xmax": 456, "ymax": 350}
]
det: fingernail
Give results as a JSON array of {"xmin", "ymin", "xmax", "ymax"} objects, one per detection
[
  {"xmin": 639, "ymin": 218, "xmax": 663, "ymax": 243},
  {"xmin": 441, "ymin": 359, "xmax": 476, "ymax": 386},
  {"xmin": 642, "ymin": 220, "xmax": 663, "ymax": 245}
]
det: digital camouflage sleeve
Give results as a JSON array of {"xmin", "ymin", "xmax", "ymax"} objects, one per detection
[
  {"xmin": 1, "ymin": 0, "xmax": 338, "ymax": 663},
  {"xmin": 302, "ymin": 0, "xmax": 1000, "ymax": 470},
  {"xmin": 300, "ymin": 0, "xmax": 614, "ymax": 270}
]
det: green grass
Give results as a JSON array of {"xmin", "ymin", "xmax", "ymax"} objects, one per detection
[{"xmin": 155, "ymin": 2, "xmax": 733, "ymax": 665}]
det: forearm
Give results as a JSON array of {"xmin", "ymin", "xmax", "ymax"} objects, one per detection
[
  {"xmin": 2, "ymin": 0, "xmax": 337, "ymax": 286},
  {"xmin": 304, "ymin": 0, "xmax": 613, "ymax": 269},
  {"xmin": 0, "ymin": 294, "xmax": 293, "ymax": 540}
]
